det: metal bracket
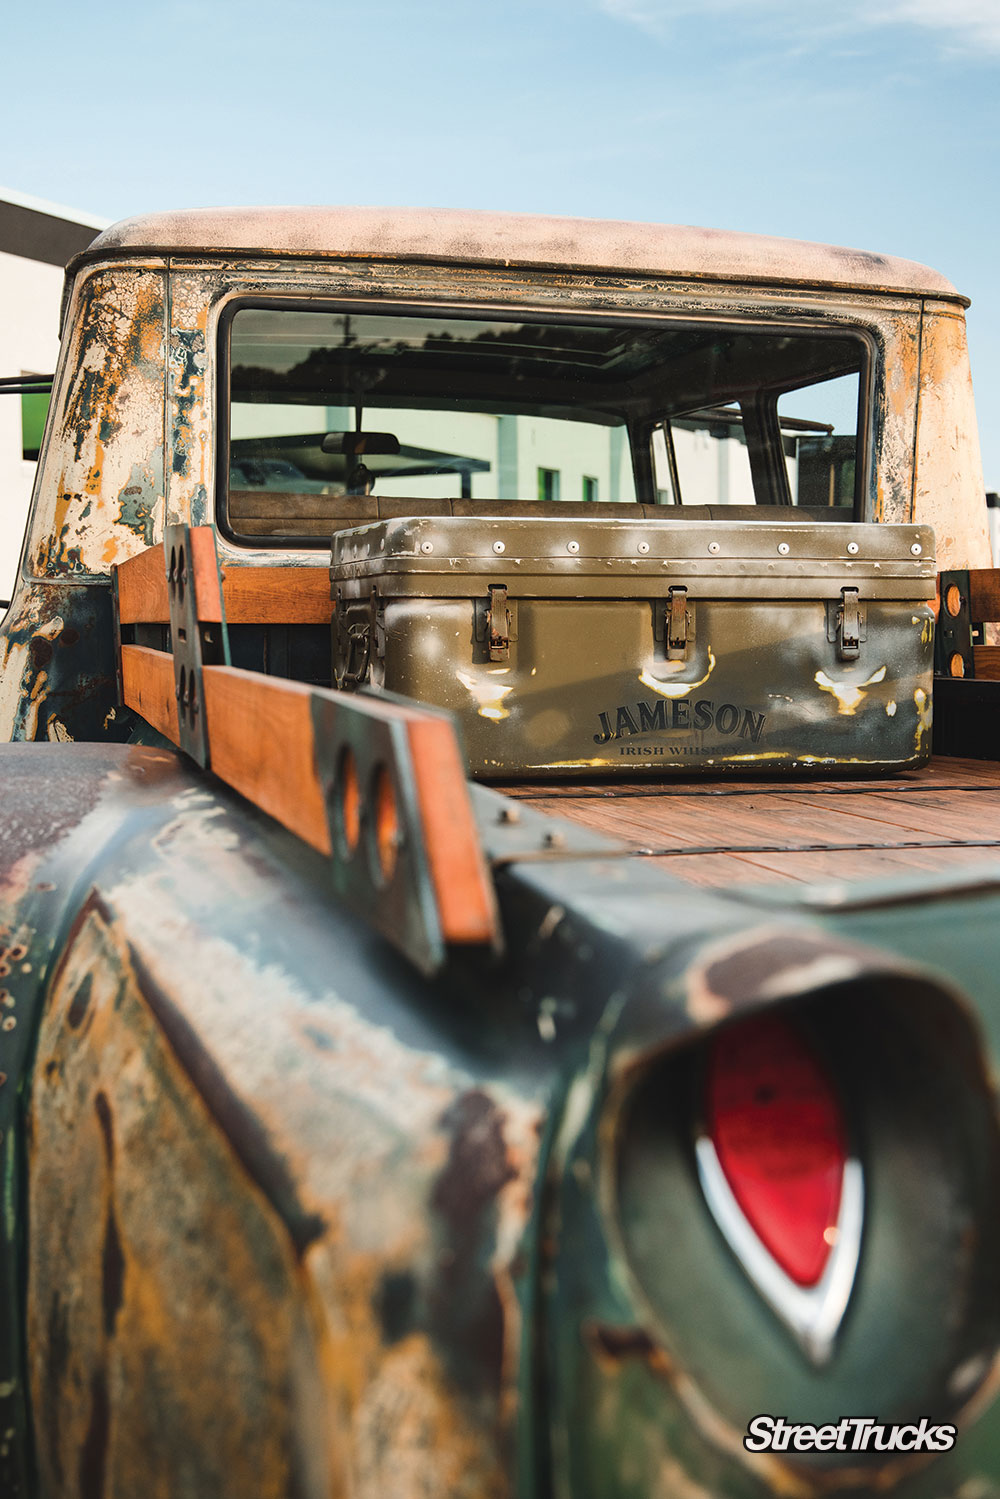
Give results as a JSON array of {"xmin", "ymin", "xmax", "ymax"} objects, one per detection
[
  {"xmin": 335, "ymin": 588, "xmax": 377, "ymax": 689},
  {"xmin": 935, "ymin": 569, "xmax": 974, "ymax": 679},
  {"xmin": 164, "ymin": 523, "xmax": 230, "ymax": 765},
  {"xmin": 470, "ymin": 784, "xmax": 630, "ymax": 866},
  {"xmin": 828, "ymin": 588, "xmax": 866, "ymax": 662},
  {"xmin": 311, "ymin": 690, "xmax": 498, "ymax": 973}
]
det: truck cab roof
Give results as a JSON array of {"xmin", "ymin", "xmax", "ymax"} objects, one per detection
[{"xmin": 79, "ymin": 205, "xmax": 964, "ymax": 303}]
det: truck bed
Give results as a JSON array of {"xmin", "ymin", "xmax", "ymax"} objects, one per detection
[{"xmin": 499, "ymin": 757, "xmax": 1000, "ymax": 889}]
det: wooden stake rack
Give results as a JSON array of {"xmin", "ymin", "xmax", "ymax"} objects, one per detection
[
  {"xmin": 936, "ymin": 567, "xmax": 1000, "ymax": 680},
  {"xmin": 113, "ymin": 526, "xmax": 499, "ymax": 974}
]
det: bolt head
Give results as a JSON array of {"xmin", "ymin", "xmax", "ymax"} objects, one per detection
[
  {"xmin": 847, "ymin": 541, "xmax": 859, "ymax": 554},
  {"xmin": 911, "ymin": 542, "xmax": 922, "ymax": 556},
  {"xmin": 777, "ymin": 542, "xmax": 790, "ymax": 555},
  {"xmin": 419, "ymin": 540, "xmax": 434, "ymax": 554},
  {"xmin": 708, "ymin": 541, "xmax": 721, "ymax": 554},
  {"xmin": 492, "ymin": 540, "xmax": 506, "ymax": 554},
  {"xmin": 637, "ymin": 541, "xmax": 650, "ymax": 554},
  {"xmin": 567, "ymin": 540, "xmax": 580, "ymax": 554}
]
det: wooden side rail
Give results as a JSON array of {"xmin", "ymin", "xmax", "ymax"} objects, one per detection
[
  {"xmin": 937, "ymin": 567, "xmax": 1000, "ymax": 680},
  {"xmin": 114, "ymin": 530, "xmax": 498, "ymax": 973},
  {"xmin": 116, "ymin": 532, "xmax": 333, "ymax": 626}
]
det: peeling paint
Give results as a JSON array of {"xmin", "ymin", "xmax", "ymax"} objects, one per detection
[
  {"xmin": 638, "ymin": 649, "xmax": 716, "ymax": 700},
  {"xmin": 814, "ymin": 664, "xmax": 887, "ymax": 716},
  {"xmin": 456, "ymin": 669, "xmax": 514, "ymax": 721}
]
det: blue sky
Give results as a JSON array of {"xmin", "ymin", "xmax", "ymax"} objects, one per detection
[{"xmin": 5, "ymin": 0, "xmax": 999, "ymax": 484}]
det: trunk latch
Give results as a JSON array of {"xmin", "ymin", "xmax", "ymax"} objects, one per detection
[
  {"xmin": 837, "ymin": 587, "xmax": 862, "ymax": 660},
  {"xmin": 487, "ymin": 584, "xmax": 510, "ymax": 661},
  {"xmin": 667, "ymin": 585, "xmax": 689, "ymax": 660}
]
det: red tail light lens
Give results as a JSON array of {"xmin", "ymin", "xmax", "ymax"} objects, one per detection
[{"xmin": 704, "ymin": 1013, "xmax": 847, "ymax": 1287}]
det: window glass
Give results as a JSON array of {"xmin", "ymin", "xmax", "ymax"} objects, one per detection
[
  {"xmin": 21, "ymin": 390, "xmax": 49, "ymax": 461},
  {"xmin": 224, "ymin": 308, "xmax": 866, "ymax": 540},
  {"xmin": 778, "ymin": 373, "xmax": 859, "ymax": 509}
]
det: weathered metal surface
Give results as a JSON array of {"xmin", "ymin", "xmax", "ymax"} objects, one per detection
[
  {"xmin": 0, "ymin": 745, "xmax": 157, "ymax": 1496},
  {"xmin": 520, "ymin": 878, "xmax": 1000, "ymax": 1497},
  {"xmin": 913, "ymin": 303, "xmax": 993, "ymax": 573},
  {"xmin": 0, "ymin": 582, "xmax": 129, "ymax": 744},
  {"xmin": 6, "ymin": 743, "xmax": 1000, "ymax": 1495},
  {"xmin": 80, "ymin": 207, "xmax": 964, "ymax": 302},
  {"xmin": 165, "ymin": 270, "xmax": 213, "ymax": 531},
  {"xmin": 3, "ymin": 245, "xmax": 959, "ymax": 745},
  {"xmin": 26, "ymin": 265, "xmax": 166, "ymax": 580},
  {"xmin": 3, "ymin": 745, "xmax": 546, "ymax": 1496}
]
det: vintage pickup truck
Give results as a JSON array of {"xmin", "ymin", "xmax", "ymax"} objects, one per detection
[{"xmin": 3, "ymin": 208, "xmax": 1000, "ymax": 1499}]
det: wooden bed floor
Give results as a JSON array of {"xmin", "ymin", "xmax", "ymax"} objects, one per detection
[{"xmin": 498, "ymin": 758, "xmax": 1000, "ymax": 889}]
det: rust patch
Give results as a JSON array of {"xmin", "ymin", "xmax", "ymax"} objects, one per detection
[
  {"xmin": 101, "ymin": 1205, "xmax": 125, "ymax": 1340},
  {"xmin": 28, "ymin": 899, "xmax": 327, "ymax": 1496},
  {"xmin": 375, "ymin": 1270, "xmax": 418, "ymax": 1346},
  {"xmin": 99, "ymin": 892, "xmax": 326, "ymax": 1257},
  {"xmin": 430, "ymin": 1090, "xmax": 517, "ymax": 1400},
  {"xmin": 584, "ymin": 1320, "xmax": 673, "ymax": 1378},
  {"xmin": 78, "ymin": 1370, "xmax": 109, "ymax": 1499},
  {"xmin": 701, "ymin": 932, "xmax": 838, "ymax": 1002},
  {"xmin": 67, "ymin": 973, "xmax": 93, "ymax": 1030},
  {"xmin": 94, "ymin": 1091, "xmax": 126, "ymax": 1339}
]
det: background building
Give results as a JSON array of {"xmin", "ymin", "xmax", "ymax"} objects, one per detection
[{"xmin": 0, "ymin": 189, "xmax": 107, "ymax": 601}]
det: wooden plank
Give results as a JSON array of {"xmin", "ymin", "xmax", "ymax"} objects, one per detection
[
  {"xmin": 117, "ymin": 545, "xmax": 169, "ymax": 623},
  {"xmin": 969, "ymin": 569, "xmax": 1000, "ymax": 623},
  {"xmin": 116, "ymin": 544, "xmax": 332, "ymax": 626},
  {"xmin": 407, "ymin": 718, "xmax": 497, "ymax": 945},
  {"xmin": 219, "ymin": 566, "xmax": 333, "ymax": 625},
  {"xmin": 199, "ymin": 666, "xmax": 493, "ymax": 946},
  {"xmin": 519, "ymin": 788, "xmax": 937, "ymax": 855},
  {"xmin": 974, "ymin": 645, "xmax": 1000, "ymax": 680},
  {"xmin": 120, "ymin": 644, "xmax": 179, "ymax": 742},
  {"xmin": 652, "ymin": 844, "xmax": 995, "ymax": 887},
  {"xmin": 201, "ymin": 666, "xmax": 331, "ymax": 856},
  {"xmin": 189, "ymin": 527, "xmax": 224, "ymax": 623},
  {"xmin": 515, "ymin": 762, "xmax": 1000, "ymax": 862}
]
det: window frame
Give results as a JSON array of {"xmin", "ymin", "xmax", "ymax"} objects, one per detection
[{"xmin": 216, "ymin": 295, "xmax": 876, "ymax": 548}]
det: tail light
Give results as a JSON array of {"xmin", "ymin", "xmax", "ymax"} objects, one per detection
[{"xmin": 695, "ymin": 1012, "xmax": 863, "ymax": 1363}]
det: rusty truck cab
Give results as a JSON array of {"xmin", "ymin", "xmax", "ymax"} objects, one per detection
[{"xmin": 0, "ymin": 207, "xmax": 991, "ymax": 744}]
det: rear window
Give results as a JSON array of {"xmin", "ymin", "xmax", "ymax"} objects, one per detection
[{"xmin": 221, "ymin": 305, "xmax": 868, "ymax": 543}]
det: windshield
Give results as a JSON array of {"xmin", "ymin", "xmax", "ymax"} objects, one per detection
[{"xmin": 223, "ymin": 306, "xmax": 866, "ymax": 542}]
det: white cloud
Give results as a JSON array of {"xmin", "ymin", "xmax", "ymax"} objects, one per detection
[
  {"xmin": 597, "ymin": 0, "xmax": 1000, "ymax": 54},
  {"xmin": 879, "ymin": 0, "xmax": 1000, "ymax": 50}
]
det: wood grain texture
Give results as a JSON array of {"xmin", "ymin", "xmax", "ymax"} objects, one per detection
[
  {"xmin": 407, "ymin": 718, "xmax": 497, "ymax": 945},
  {"xmin": 219, "ymin": 566, "xmax": 333, "ymax": 624},
  {"xmin": 120, "ymin": 644, "xmax": 179, "ymax": 741},
  {"xmin": 969, "ymin": 569, "xmax": 1000, "ymax": 623},
  {"xmin": 974, "ymin": 645, "xmax": 1000, "ymax": 680},
  {"xmin": 116, "ymin": 545, "xmax": 332, "ymax": 625},
  {"xmin": 201, "ymin": 666, "xmax": 332, "ymax": 856},
  {"xmin": 501, "ymin": 757, "xmax": 1000, "ymax": 888},
  {"xmin": 190, "ymin": 527, "xmax": 224, "ymax": 623},
  {"xmin": 193, "ymin": 668, "xmax": 493, "ymax": 946},
  {"xmin": 117, "ymin": 546, "xmax": 169, "ymax": 623}
]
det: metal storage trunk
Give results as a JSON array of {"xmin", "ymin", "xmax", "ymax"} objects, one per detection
[{"xmin": 331, "ymin": 516, "xmax": 936, "ymax": 779}]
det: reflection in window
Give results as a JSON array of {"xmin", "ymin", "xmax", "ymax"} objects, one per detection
[
  {"xmin": 224, "ymin": 306, "xmax": 866, "ymax": 541},
  {"xmin": 538, "ymin": 467, "xmax": 560, "ymax": 503},
  {"xmin": 778, "ymin": 373, "xmax": 859, "ymax": 508}
]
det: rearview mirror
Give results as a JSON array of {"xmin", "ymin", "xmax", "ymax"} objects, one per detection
[{"xmin": 321, "ymin": 432, "xmax": 401, "ymax": 456}]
